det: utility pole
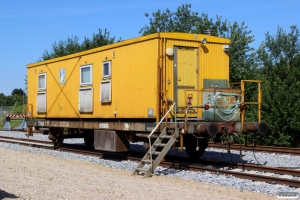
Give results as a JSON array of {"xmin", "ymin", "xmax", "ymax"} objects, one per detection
[{"xmin": 22, "ymin": 89, "xmax": 25, "ymax": 114}]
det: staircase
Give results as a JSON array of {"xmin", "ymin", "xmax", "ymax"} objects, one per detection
[
  {"xmin": 132, "ymin": 127, "xmax": 179, "ymax": 177},
  {"xmin": 132, "ymin": 103, "xmax": 179, "ymax": 178}
]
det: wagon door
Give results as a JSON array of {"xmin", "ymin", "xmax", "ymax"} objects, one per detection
[{"xmin": 174, "ymin": 47, "xmax": 199, "ymax": 117}]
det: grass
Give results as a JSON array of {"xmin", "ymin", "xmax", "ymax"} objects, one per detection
[{"xmin": 0, "ymin": 118, "xmax": 23, "ymax": 129}]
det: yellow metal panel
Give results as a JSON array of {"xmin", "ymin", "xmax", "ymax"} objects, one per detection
[
  {"xmin": 160, "ymin": 32, "xmax": 230, "ymax": 44},
  {"xmin": 110, "ymin": 40, "xmax": 158, "ymax": 118},
  {"xmin": 200, "ymin": 43, "xmax": 229, "ymax": 84},
  {"xmin": 27, "ymin": 32, "xmax": 230, "ymax": 120},
  {"xmin": 28, "ymin": 37, "xmax": 159, "ymax": 119},
  {"xmin": 176, "ymin": 47, "xmax": 198, "ymax": 117}
]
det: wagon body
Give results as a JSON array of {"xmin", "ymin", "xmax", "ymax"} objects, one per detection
[
  {"xmin": 26, "ymin": 32, "xmax": 267, "ymax": 158},
  {"xmin": 27, "ymin": 32, "xmax": 230, "ymax": 121}
]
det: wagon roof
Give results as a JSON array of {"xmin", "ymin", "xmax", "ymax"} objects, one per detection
[{"xmin": 27, "ymin": 32, "xmax": 230, "ymax": 68}]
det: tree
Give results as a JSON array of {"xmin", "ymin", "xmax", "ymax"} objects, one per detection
[
  {"xmin": 256, "ymin": 25, "xmax": 300, "ymax": 146},
  {"xmin": 0, "ymin": 93, "xmax": 7, "ymax": 106},
  {"xmin": 11, "ymin": 88, "xmax": 25, "ymax": 96},
  {"xmin": 81, "ymin": 29, "xmax": 118, "ymax": 51},
  {"xmin": 139, "ymin": 4, "xmax": 256, "ymax": 83},
  {"xmin": 41, "ymin": 28, "xmax": 119, "ymax": 61},
  {"xmin": 140, "ymin": 4, "xmax": 258, "ymax": 123},
  {"xmin": 140, "ymin": 4, "xmax": 199, "ymax": 34}
]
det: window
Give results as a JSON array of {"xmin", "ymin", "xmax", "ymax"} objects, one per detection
[
  {"xmin": 100, "ymin": 80, "xmax": 111, "ymax": 103},
  {"xmin": 102, "ymin": 61, "xmax": 111, "ymax": 78},
  {"xmin": 38, "ymin": 73, "xmax": 46, "ymax": 90},
  {"xmin": 37, "ymin": 92, "xmax": 46, "ymax": 113},
  {"xmin": 80, "ymin": 65, "xmax": 92, "ymax": 85},
  {"xmin": 78, "ymin": 88, "xmax": 93, "ymax": 112}
]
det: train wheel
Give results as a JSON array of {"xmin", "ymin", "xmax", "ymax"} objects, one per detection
[
  {"xmin": 185, "ymin": 138, "xmax": 208, "ymax": 160},
  {"xmin": 49, "ymin": 128, "xmax": 64, "ymax": 149},
  {"xmin": 84, "ymin": 130, "xmax": 94, "ymax": 147},
  {"xmin": 185, "ymin": 146, "xmax": 205, "ymax": 160},
  {"xmin": 54, "ymin": 135, "xmax": 64, "ymax": 149}
]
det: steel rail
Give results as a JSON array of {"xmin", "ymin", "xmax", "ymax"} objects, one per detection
[
  {"xmin": 208, "ymin": 143, "xmax": 300, "ymax": 156},
  {"xmin": 0, "ymin": 136, "xmax": 299, "ymax": 188}
]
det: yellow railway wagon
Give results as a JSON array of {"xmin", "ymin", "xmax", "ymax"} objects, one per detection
[
  {"xmin": 27, "ymin": 32, "xmax": 229, "ymax": 120},
  {"xmin": 26, "ymin": 32, "xmax": 267, "ymax": 163}
]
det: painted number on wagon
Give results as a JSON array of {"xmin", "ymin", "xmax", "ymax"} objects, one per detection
[{"xmin": 99, "ymin": 123, "xmax": 109, "ymax": 128}]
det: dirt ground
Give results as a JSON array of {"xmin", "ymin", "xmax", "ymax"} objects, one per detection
[{"xmin": 0, "ymin": 147, "xmax": 277, "ymax": 200}]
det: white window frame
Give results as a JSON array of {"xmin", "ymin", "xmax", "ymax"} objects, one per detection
[
  {"xmin": 78, "ymin": 87, "xmax": 93, "ymax": 113},
  {"xmin": 102, "ymin": 61, "xmax": 111, "ymax": 79},
  {"xmin": 80, "ymin": 64, "xmax": 92, "ymax": 86},
  {"xmin": 36, "ymin": 92, "xmax": 46, "ymax": 113},
  {"xmin": 100, "ymin": 80, "xmax": 111, "ymax": 103},
  {"xmin": 38, "ymin": 73, "xmax": 46, "ymax": 91}
]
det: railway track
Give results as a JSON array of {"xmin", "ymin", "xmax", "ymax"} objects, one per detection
[
  {"xmin": 0, "ymin": 135, "xmax": 299, "ymax": 188},
  {"xmin": 208, "ymin": 143, "xmax": 300, "ymax": 156},
  {"xmin": 2, "ymin": 130, "xmax": 299, "ymax": 155}
]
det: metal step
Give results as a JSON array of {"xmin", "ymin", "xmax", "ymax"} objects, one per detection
[
  {"xmin": 136, "ymin": 167, "xmax": 149, "ymax": 172},
  {"xmin": 142, "ymin": 159, "xmax": 152, "ymax": 163},
  {"xmin": 150, "ymin": 151, "xmax": 160, "ymax": 156},
  {"xmin": 132, "ymin": 127, "xmax": 179, "ymax": 178},
  {"xmin": 153, "ymin": 143, "xmax": 166, "ymax": 147},
  {"xmin": 159, "ymin": 135, "xmax": 172, "ymax": 139},
  {"xmin": 135, "ymin": 133, "xmax": 159, "ymax": 138}
]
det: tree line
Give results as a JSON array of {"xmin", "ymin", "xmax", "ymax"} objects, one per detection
[
  {"xmin": 0, "ymin": 88, "xmax": 27, "ymax": 114},
  {"xmin": 4, "ymin": 4, "xmax": 300, "ymax": 147}
]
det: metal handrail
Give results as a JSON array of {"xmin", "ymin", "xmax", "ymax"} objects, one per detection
[
  {"xmin": 185, "ymin": 104, "xmax": 205, "ymax": 122},
  {"xmin": 148, "ymin": 103, "xmax": 176, "ymax": 172}
]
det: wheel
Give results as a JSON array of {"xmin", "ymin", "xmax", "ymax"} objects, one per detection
[
  {"xmin": 84, "ymin": 131, "xmax": 94, "ymax": 147},
  {"xmin": 49, "ymin": 128, "xmax": 64, "ymax": 149},
  {"xmin": 185, "ymin": 138, "xmax": 208, "ymax": 160},
  {"xmin": 185, "ymin": 146, "xmax": 205, "ymax": 160},
  {"xmin": 53, "ymin": 135, "xmax": 64, "ymax": 149}
]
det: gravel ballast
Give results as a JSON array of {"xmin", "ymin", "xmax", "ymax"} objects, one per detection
[{"xmin": 0, "ymin": 131, "xmax": 299, "ymax": 199}]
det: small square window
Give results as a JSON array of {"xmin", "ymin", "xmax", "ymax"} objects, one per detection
[
  {"xmin": 38, "ymin": 73, "xmax": 46, "ymax": 90},
  {"xmin": 102, "ymin": 61, "xmax": 111, "ymax": 78},
  {"xmin": 80, "ymin": 65, "xmax": 92, "ymax": 85}
]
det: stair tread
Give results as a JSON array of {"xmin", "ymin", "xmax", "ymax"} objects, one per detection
[
  {"xmin": 135, "ymin": 133, "xmax": 159, "ymax": 138},
  {"xmin": 159, "ymin": 135, "xmax": 172, "ymax": 139},
  {"xmin": 136, "ymin": 167, "xmax": 149, "ymax": 172},
  {"xmin": 150, "ymin": 151, "xmax": 160, "ymax": 155},
  {"xmin": 142, "ymin": 159, "xmax": 152, "ymax": 163},
  {"xmin": 133, "ymin": 127, "xmax": 179, "ymax": 177},
  {"xmin": 154, "ymin": 143, "xmax": 166, "ymax": 147}
]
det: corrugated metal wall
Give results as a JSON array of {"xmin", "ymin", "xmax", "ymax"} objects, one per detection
[
  {"xmin": 27, "ymin": 33, "xmax": 230, "ymax": 120},
  {"xmin": 27, "ymin": 38, "xmax": 159, "ymax": 119},
  {"xmin": 200, "ymin": 43, "xmax": 229, "ymax": 83}
]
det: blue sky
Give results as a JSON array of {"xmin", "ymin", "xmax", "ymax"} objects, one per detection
[{"xmin": 1, "ymin": 0, "xmax": 299, "ymax": 95}]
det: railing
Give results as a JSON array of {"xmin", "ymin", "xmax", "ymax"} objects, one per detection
[
  {"xmin": 148, "ymin": 102, "xmax": 176, "ymax": 171},
  {"xmin": 230, "ymin": 80, "xmax": 262, "ymax": 129}
]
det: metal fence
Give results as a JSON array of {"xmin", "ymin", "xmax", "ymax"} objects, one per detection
[{"xmin": 0, "ymin": 106, "xmax": 13, "ymax": 125}]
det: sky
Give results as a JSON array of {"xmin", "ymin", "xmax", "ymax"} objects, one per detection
[{"xmin": 0, "ymin": 0, "xmax": 299, "ymax": 96}]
